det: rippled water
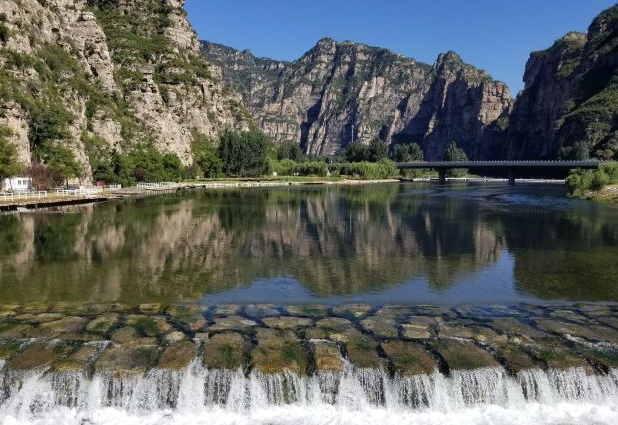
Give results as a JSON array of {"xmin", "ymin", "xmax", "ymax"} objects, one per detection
[{"xmin": 1, "ymin": 182, "xmax": 617, "ymax": 305}]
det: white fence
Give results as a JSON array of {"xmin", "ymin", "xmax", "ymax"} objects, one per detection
[
  {"xmin": 136, "ymin": 182, "xmax": 176, "ymax": 189},
  {"xmin": 0, "ymin": 191, "xmax": 48, "ymax": 202},
  {"xmin": 55, "ymin": 187, "xmax": 104, "ymax": 196}
]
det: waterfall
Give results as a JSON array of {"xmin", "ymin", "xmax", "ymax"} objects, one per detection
[{"xmin": 1, "ymin": 357, "xmax": 618, "ymax": 425}]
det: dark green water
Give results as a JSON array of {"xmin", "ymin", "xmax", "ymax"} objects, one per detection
[{"xmin": 1, "ymin": 182, "xmax": 617, "ymax": 306}]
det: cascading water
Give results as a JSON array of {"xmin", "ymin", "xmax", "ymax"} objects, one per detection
[{"xmin": 1, "ymin": 357, "xmax": 618, "ymax": 425}]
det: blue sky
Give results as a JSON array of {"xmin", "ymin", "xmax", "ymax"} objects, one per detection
[{"xmin": 186, "ymin": 0, "xmax": 617, "ymax": 94}]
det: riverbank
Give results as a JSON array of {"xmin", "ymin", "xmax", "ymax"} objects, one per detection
[{"xmin": 576, "ymin": 184, "xmax": 618, "ymax": 203}]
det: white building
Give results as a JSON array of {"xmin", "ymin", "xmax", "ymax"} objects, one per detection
[{"xmin": 2, "ymin": 177, "xmax": 32, "ymax": 192}]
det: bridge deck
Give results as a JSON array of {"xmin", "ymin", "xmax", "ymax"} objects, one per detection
[{"xmin": 328, "ymin": 161, "xmax": 601, "ymax": 169}]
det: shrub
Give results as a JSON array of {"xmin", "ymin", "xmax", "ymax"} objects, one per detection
[
  {"xmin": 38, "ymin": 142, "xmax": 82, "ymax": 185},
  {"xmin": 218, "ymin": 129, "xmax": 269, "ymax": 177},
  {"xmin": 392, "ymin": 142, "xmax": 423, "ymax": 162},
  {"xmin": 0, "ymin": 126, "xmax": 22, "ymax": 180},
  {"xmin": 566, "ymin": 162, "xmax": 618, "ymax": 196},
  {"xmin": 277, "ymin": 140, "xmax": 302, "ymax": 161},
  {"xmin": 442, "ymin": 141, "xmax": 468, "ymax": 177},
  {"xmin": 336, "ymin": 158, "xmax": 399, "ymax": 179}
]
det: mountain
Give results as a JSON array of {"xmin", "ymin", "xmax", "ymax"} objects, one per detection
[
  {"xmin": 0, "ymin": 0, "xmax": 247, "ymax": 179},
  {"xmin": 496, "ymin": 5, "xmax": 618, "ymax": 160},
  {"xmin": 203, "ymin": 39, "xmax": 512, "ymax": 159}
]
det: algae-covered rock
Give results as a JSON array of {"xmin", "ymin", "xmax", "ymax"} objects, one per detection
[
  {"xmin": 39, "ymin": 316, "xmax": 88, "ymax": 338},
  {"xmin": 126, "ymin": 315, "xmax": 172, "ymax": 337},
  {"xmin": 86, "ymin": 314, "xmax": 119, "ymax": 335},
  {"xmin": 438, "ymin": 324, "xmax": 507, "ymax": 345},
  {"xmin": 493, "ymin": 343, "xmax": 541, "ymax": 374},
  {"xmin": 94, "ymin": 345, "xmax": 158, "ymax": 376},
  {"xmin": 15, "ymin": 313, "xmax": 63, "ymax": 324},
  {"xmin": 158, "ymin": 341, "xmax": 198, "ymax": 370},
  {"xmin": 203, "ymin": 332, "xmax": 247, "ymax": 370},
  {"xmin": 310, "ymin": 340, "xmax": 344, "ymax": 373},
  {"xmin": 342, "ymin": 332, "xmax": 382, "ymax": 369},
  {"xmin": 0, "ymin": 323, "xmax": 45, "ymax": 339},
  {"xmin": 166, "ymin": 306, "xmax": 207, "ymax": 332},
  {"xmin": 138, "ymin": 303, "xmax": 162, "ymax": 314},
  {"xmin": 360, "ymin": 315, "xmax": 398, "ymax": 338},
  {"xmin": 8, "ymin": 342, "xmax": 72, "ymax": 370},
  {"xmin": 163, "ymin": 331, "xmax": 186, "ymax": 344},
  {"xmin": 525, "ymin": 341, "xmax": 591, "ymax": 371},
  {"xmin": 251, "ymin": 328, "xmax": 308, "ymax": 375},
  {"xmin": 110, "ymin": 326, "xmax": 156, "ymax": 346},
  {"xmin": 305, "ymin": 317, "xmax": 354, "ymax": 340},
  {"xmin": 263, "ymin": 316, "xmax": 313, "ymax": 330},
  {"xmin": 208, "ymin": 316, "xmax": 257, "ymax": 332},
  {"xmin": 381, "ymin": 341, "xmax": 437, "ymax": 376},
  {"xmin": 401, "ymin": 316, "xmax": 440, "ymax": 339},
  {"xmin": 431, "ymin": 340, "xmax": 499, "ymax": 371},
  {"xmin": 53, "ymin": 344, "xmax": 101, "ymax": 373},
  {"xmin": 0, "ymin": 340, "xmax": 24, "ymax": 360}
]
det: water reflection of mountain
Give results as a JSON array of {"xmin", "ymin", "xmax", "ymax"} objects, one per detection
[{"xmin": 0, "ymin": 184, "xmax": 613, "ymax": 304}]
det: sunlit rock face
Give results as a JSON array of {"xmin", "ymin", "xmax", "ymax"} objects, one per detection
[
  {"xmin": 0, "ymin": 0, "xmax": 247, "ymax": 179},
  {"xmin": 202, "ymin": 40, "xmax": 512, "ymax": 159}
]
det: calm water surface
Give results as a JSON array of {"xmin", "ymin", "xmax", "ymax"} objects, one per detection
[{"xmin": 1, "ymin": 182, "xmax": 617, "ymax": 306}]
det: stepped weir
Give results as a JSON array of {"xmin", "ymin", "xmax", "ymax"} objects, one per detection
[{"xmin": 1, "ymin": 302, "xmax": 618, "ymax": 424}]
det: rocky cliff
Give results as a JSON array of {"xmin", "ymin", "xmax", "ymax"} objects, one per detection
[
  {"xmin": 486, "ymin": 5, "xmax": 618, "ymax": 160},
  {"xmin": 0, "ymin": 0, "xmax": 247, "ymax": 180},
  {"xmin": 203, "ymin": 39, "xmax": 512, "ymax": 159}
]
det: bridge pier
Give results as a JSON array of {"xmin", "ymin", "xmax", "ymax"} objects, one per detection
[
  {"xmin": 508, "ymin": 169, "xmax": 516, "ymax": 186},
  {"xmin": 438, "ymin": 169, "xmax": 447, "ymax": 184}
]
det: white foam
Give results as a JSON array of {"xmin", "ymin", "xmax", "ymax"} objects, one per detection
[{"xmin": 1, "ymin": 363, "xmax": 618, "ymax": 425}]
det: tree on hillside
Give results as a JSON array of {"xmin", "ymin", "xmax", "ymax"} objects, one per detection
[
  {"xmin": 367, "ymin": 138, "xmax": 389, "ymax": 162},
  {"xmin": 277, "ymin": 140, "xmax": 302, "ymax": 162},
  {"xmin": 218, "ymin": 129, "xmax": 269, "ymax": 177},
  {"xmin": 0, "ymin": 127, "xmax": 22, "ymax": 183},
  {"xmin": 442, "ymin": 141, "xmax": 468, "ymax": 177},
  {"xmin": 392, "ymin": 142, "xmax": 423, "ymax": 162},
  {"xmin": 39, "ymin": 141, "xmax": 82, "ymax": 186},
  {"xmin": 345, "ymin": 141, "xmax": 369, "ymax": 163}
]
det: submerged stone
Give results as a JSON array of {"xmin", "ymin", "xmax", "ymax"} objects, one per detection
[
  {"xmin": 244, "ymin": 304, "xmax": 280, "ymax": 319},
  {"xmin": 285, "ymin": 305, "xmax": 328, "ymax": 318},
  {"xmin": 8, "ymin": 342, "xmax": 72, "ymax": 370},
  {"xmin": 438, "ymin": 324, "xmax": 507, "ymax": 345},
  {"xmin": 310, "ymin": 340, "xmax": 343, "ymax": 373},
  {"xmin": 213, "ymin": 304, "xmax": 240, "ymax": 316},
  {"xmin": 534, "ymin": 318, "xmax": 618, "ymax": 344},
  {"xmin": 0, "ymin": 323, "xmax": 44, "ymax": 339},
  {"xmin": 263, "ymin": 316, "xmax": 313, "ymax": 330},
  {"xmin": 14, "ymin": 312, "xmax": 63, "ymax": 324},
  {"xmin": 381, "ymin": 341, "xmax": 438, "ymax": 376},
  {"xmin": 332, "ymin": 304, "xmax": 373, "ymax": 319},
  {"xmin": 487, "ymin": 318, "xmax": 550, "ymax": 340},
  {"xmin": 94, "ymin": 345, "xmax": 158, "ymax": 376},
  {"xmin": 431, "ymin": 340, "xmax": 499, "ymax": 371},
  {"xmin": 86, "ymin": 314, "xmax": 119, "ymax": 335},
  {"xmin": 208, "ymin": 316, "xmax": 257, "ymax": 332},
  {"xmin": 203, "ymin": 332, "xmax": 247, "ymax": 370},
  {"xmin": 158, "ymin": 341, "xmax": 198, "ymax": 370},
  {"xmin": 576, "ymin": 344, "xmax": 618, "ymax": 372},
  {"xmin": 0, "ymin": 340, "xmax": 24, "ymax": 360},
  {"xmin": 251, "ymin": 328, "xmax": 308, "ymax": 375}
]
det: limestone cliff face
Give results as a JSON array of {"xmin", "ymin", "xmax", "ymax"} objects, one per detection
[
  {"xmin": 489, "ymin": 5, "xmax": 618, "ymax": 160},
  {"xmin": 0, "ymin": 0, "xmax": 246, "ymax": 180},
  {"xmin": 203, "ymin": 39, "xmax": 512, "ymax": 159}
]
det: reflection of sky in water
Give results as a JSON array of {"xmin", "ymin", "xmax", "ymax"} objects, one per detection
[{"xmin": 205, "ymin": 250, "xmax": 541, "ymax": 307}]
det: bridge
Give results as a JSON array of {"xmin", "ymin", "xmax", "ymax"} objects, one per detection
[{"xmin": 330, "ymin": 160, "xmax": 602, "ymax": 185}]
